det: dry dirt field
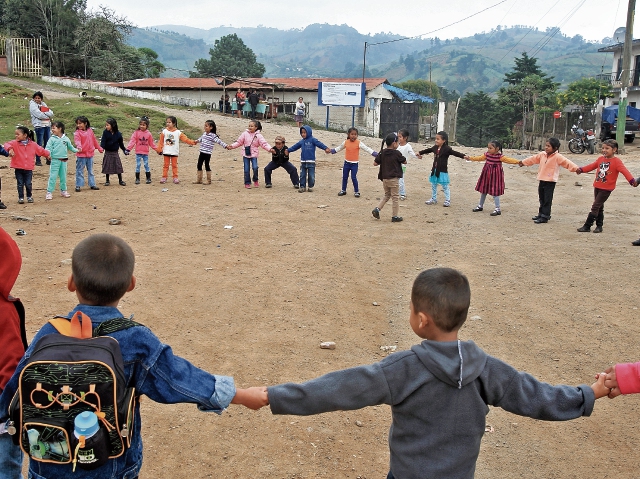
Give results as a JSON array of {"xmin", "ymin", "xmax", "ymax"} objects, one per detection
[{"xmin": 3, "ymin": 84, "xmax": 640, "ymax": 479}]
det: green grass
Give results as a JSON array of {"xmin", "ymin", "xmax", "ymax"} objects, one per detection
[{"xmin": 0, "ymin": 82, "xmax": 201, "ymax": 142}]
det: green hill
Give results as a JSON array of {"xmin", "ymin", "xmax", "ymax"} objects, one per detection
[{"xmin": 127, "ymin": 24, "xmax": 612, "ymax": 94}]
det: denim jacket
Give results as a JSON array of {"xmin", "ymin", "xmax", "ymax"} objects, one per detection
[{"xmin": 0, "ymin": 304, "xmax": 236, "ymax": 479}]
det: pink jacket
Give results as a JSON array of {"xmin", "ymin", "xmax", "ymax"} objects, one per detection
[
  {"xmin": 74, "ymin": 128, "xmax": 104, "ymax": 158},
  {"xmin": 615, "ymin": 362, "xmax": 640, "ymax": 394},
  {"xmin": 230, "ymin": 130, "xmax": 272, "ymax": 158},
  {"xmin": 3, "ymin": 140, "xmax": 49, "ymax": 170},
  {"xmin": 522, "ymin": 151, "xmax": 578, "ymax": 182},
  {"xmin": 127, "ymin": 130, "xmax": 157, "ymax": 155}
]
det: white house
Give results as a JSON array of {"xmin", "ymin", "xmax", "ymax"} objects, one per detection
[{"xmin": 598, "ymin": 39, "xmax": 640, "ymax": 107}]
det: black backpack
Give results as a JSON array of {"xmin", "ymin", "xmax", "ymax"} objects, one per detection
[{"xmin": 7, "ymin": 312, "xmax": 139, "ymax": 470}]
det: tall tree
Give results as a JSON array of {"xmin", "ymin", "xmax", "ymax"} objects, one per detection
[
  {"xmin": 192, "ymin": 34, "xmax": 265, "ymax": 78},
  {"xmin": 138, "ymin": 47, "xmax": 165, "ymax": 78},
  {"xmin": 557, "ymin": 78, "xmax": 613, "ymax": 109},
  {"xmin": 503, "ymin": 52, "xmax": 555, "ymax": 91}
]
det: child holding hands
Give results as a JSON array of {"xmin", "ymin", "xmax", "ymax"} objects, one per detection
[
  {"xmin": 44, "ymin": 121, "xmax": 80, "ymax": 200},
  {"xmin": 127, "ymin": 117, "xmax": 156, "ymax": 184},
  {"xmin": 156, "ymin": 116, "xmax": 197, "ymax": 184},
  {"xmin": 227, "ymin": 120, "xmax": 272, "ymax": 188},
  {"xmin": 194, "ymin": 120, "xmax": 227, "ymax": 185},
  {"xmin": 420, "ymin": 130, "xmax": 466, "ymax": 207},
  {"xmin": 264, "ymin": 135, "xmax": 299, "ymax": 188},
  {"xmin": 4, "ymin": 126, "xmax": 51, "ymax": 204},
  {"xmin": 331, "ymin": 127, "xmax": 377, "ymax": 198}
]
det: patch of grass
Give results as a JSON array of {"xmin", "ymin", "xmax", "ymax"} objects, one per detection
[{"xmin": 0, "ymin": 82, "xmax": 201, "ymax": 142}]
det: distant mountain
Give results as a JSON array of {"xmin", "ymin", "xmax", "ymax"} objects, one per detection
[{"xmin": 127, "ymin": 24, "xmax": 612, "ymax": 94}]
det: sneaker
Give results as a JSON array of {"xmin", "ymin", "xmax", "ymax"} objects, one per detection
[
  {"xmin": 307, "ymin": 187, "xmax": 313, "ymax": 192},
  {"xmin": 443, "ymin": 200, "xmax": 450, "ymax": 207},
  {"xmin": 46, "ymin": 159, "xmax": 51, "ymax": 165},
  {"xmin": 160, "ymin": 177, "xmax": 167, "ymax": 184},
  {"xmin": 75, "ymin": 186, "xmax": 81, "ymax": 192},
  {"xmin": 265, "ymin": 184, "xmax": 273, "ymax": 188},
  {"xmin": 173, "ymin": 178, "xmax": 179, "ymax": 184},
  {"xmin": 104, "ymin": 181, "xmax": 110, "ymax": 186},
  {"xmin": 253, "ymin": 181, "xmax": 259, "ymax": 187},
  {"xmin": 0, "ymin": 201, "xmax": 6, "ymax": 209},
  {"xmin": 338, "ymin": 190, "xmax": 346, "ymax": 196},
  {"xmin": 472, "ymin": 206, "xmax": 483, "ymax": 212},
  {"xmin": 18, "ymin": 198, "xmax": 24, "ymax": 204},
  {"xmin": 299, "ymin": 187, "xmax": 305, "ymax": 193},
  {"xmin": 293, "ymin": 184, "xmax": 299, "ymax": 189},
  {"xmin": 245, "ymin": 184, "xmax": 251, "ymax": 189},
  {"xmin": 119, "ymin": 180, "xmax": 126, "ymax": 186},
  {"xmin": 61, "ymin": 191, "xmax": 71, "ymax": 198},
  {"xmin": 425, "ymin": 198, "xmax": 437, "ymax": 205},
  {"xmin": 90, "ymin": 186, "xmax": 100, "ymax": 190},
  {"xmin": 27, "ymin": 197, "xmax": 34, "ymax": 203},
  {"xmin": 490, "ymin": 209, "xmax": 501, "ymax": 216},
  {"xmin": 372, "ymin": 207, "xmax": 380, "ymax": 219},
  {"xmin": 400, "ymin": 195, "xmax": 406, "ymax": 201},
  {"xmin": 631, "ymin": 238, "xmax": 640, "ymax": 246},
  {"xmin": 391, "ymin": 216, "xmax": 403, "ymax": 222},
  {"xmin": 354, "ymin": 192, "xmax": 360, "ymax": 198},
  {"xmin": 45, "ymin": 192, "xmax": 53, "ymax": 200}
]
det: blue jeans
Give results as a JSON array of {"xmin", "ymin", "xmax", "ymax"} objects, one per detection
[
  {"xmin": 0, "ymin": 431, "xmax": 23, "ymax": 479},
  {"xmin": 75, "ymin": 157, "xmax": 96, "ymax": 188},
  {"xmin": 341, "ymin": 161, "xmax": 359, "ymax": 192},
  {"xmin": 135, "ymin": 154, "xmax": 149, "ymax": 173},
  {"xmin": 34, "ymin": 127, "xmax": 50, "ymax": 162},
  {"xmin": 299, "ymin": 163, "xmax": 315, "ymax": 188},
  {"xmin": 243, "ymin": 157, "xmax": 259, "ymax": 184},
  {"xmin": 430, "ymin": 182, "xmax": 450, "ymax": 202},
  {"xmin": 14, "ymin": 169, "xmax": 32, "ymax": 199}
]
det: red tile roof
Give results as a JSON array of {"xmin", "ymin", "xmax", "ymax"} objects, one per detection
[{"xmin": 111, "ymin": 77, "xmax": 389, "ymax": 92}]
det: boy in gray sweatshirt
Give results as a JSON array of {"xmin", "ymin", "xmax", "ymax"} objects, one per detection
[{"xmin": 264, "ymin": 268, "xmax": 609, "ymax": 479}]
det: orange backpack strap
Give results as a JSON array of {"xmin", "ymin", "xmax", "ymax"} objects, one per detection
[{"xmin": 49, "ymin": 311, "xmax": 93, "ymax": 339}]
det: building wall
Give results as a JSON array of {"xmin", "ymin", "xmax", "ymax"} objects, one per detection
[{"xmin": 604, "ymin": 46, "xmax": 640, "ymax": 108}]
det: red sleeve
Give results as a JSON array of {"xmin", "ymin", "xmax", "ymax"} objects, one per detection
[
  {"xmin": 147, "ymin": 132, "xmax": 157, "ymax": 150},
  {"xmin": 615, "ymin": 158, "xmax": 635, "ymax": 183},
  {"xmin": 579, "ymin": 158, "xmax": 600, "ymax": 173},
  {"xmin": 615, "ymin": 362, "xmax": 640, "ymax": 394}
]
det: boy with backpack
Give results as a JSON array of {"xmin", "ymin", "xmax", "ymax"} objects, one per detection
[
  {"xmin": 0, "ymin": 226, "xmax": 28, "ymax": 478},
  {"xmin": 0, "ymin": 233, "xmax": 267, "ymax": 479}
]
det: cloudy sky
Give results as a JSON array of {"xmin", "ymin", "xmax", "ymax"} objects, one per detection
[{"xmin": 86, "ymin": 0, "xmax": 631, "ymax": 43}]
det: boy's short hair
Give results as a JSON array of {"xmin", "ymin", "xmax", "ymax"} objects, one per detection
[
  {"xmin": 411, "ymin": 268, "xmax": 470, "ymax": 332},
  {"xmin": 72, "ymin": 234, "xmax": 135, "ymax": 305}
]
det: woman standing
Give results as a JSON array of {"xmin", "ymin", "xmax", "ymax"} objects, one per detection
[{"xmin": 29, "ymin": 91, "xmax": 54, "ymax": 166}]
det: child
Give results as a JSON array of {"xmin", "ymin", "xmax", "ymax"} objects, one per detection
[
  {"xmin": 465, "ymin": 140, "xmax": 519, "ymax": 216},
  {"xmin": 294, "ymin": 97, "xmax": 305, "ymax": 128},
  {"xmin": 0, "ymin": 226, "xmax": 28, "ymax": 479},
  {"xmin": 575, "ymin": 139, "xmax": 635, "ymax": 233},
  {"xmin": 419, "ymin": 131, "xmax": 466, "ymax": 207},
  {"xmin": 372, "ymin": 132, "xmax": 406, "ymax": 222},
  {"xmin": 29, "ymin": 91, "xmax": 54, "ymax": 166},
  {"xmin": 264, "ymin": 135, "xmax": 299, "ymax": 188},
  {"xmin": 3, "ymin": 126, "xmax": 51, "ymax": 204},
  {"xmin": 73, "ymin": 116, "xmax": 104, "ymax": 192},
  {"xmin": 44, "ymin": 121, "xmax": 80, "ymax": 200},
  {"xmin": 155, "ymin": 116, "xmax": 197, "ymax": 184},
  {"xmin": 287, "ymin": 125, "xmax": 330, "ymax": 193},
  {"xmin": 331, "ymin": 127, "xmax": 377, "ymax": 198},
  {"xmin": 396, "ymin": 129, "xmax": 421, "ymax": 200},
  {"xmin": 194, "ymin": 120, "xmax": 227, "ymax": 185},
  {"xmin": 126, "ymin": 117, "xmax": 156, "ymax": 185},
  {"xmin": 0, "ymin": 143, "xmax": 10, "ymax": 209},
  {"xmin": 0, "ymin": 233, "xmax": 267, "ymax": 479},
  {"xmin": 101, "ymin": 118, "xmax": 129, "ymax": 186},
  {"xmin": 263, "ymin": 267, "xmax": 608, "ymax": 479},
  {"xmin": 227, "ymin": 120, "xmax": 272, "ymax": 188},
  {"xmin": 519, "ymin": 137, "xmax": 579, "ymax": 224}
]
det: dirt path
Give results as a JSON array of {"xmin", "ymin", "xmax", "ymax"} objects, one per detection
[{"xmin": 3, "ymin": 79, "xmax": 640, "ymax": 478}]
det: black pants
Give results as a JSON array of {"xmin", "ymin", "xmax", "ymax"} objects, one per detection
[
  {"xmin": 537, "ymin": 180, "xmax": 556, "ymax": 219},
  {"xmin": 264, "ymin": 161, "xmax": 300, "ymax": 186},
  {"xmin": 590, "ymin": 188, "xmax": 611, "ymax": 226},
  {"xmin": 197, "ymin": 152, "xmax": 212, "ymax": 172},
  {"xmin": 250, "ymin": 104, "xmax": 257, "ymax": 118}
]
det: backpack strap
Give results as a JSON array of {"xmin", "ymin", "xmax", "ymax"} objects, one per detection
[{"xmin": 49, "ymin": 311, "xmax": 92, "ymax": 338}]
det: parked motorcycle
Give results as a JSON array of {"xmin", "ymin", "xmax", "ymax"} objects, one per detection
[{"xmin": 568, "ymin": 117, "xmax": 596, "ymax": 154}]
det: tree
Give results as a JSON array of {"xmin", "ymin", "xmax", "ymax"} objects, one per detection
[
  {"xmin": 138, "ymin": 48, "xmax": 165, "ymax": 78},
  {"xmin": 457, "ymin": 91, "xmax": 514, "ymax": 147},
  {"xmin": 192, "ymin": 33, "xmax": 265, "ymax": 78},
  {"xmin": 503, "ymin": 52, "xmax": 555, "ymax": 90},
  {"xmin": 557, "ymin": 78, "xmax": 613, "ymax": 109}
]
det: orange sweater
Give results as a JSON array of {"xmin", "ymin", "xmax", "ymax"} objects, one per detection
[{"xmin": 521, "ymin": 151, "xmax": 578, "ymax": 182}]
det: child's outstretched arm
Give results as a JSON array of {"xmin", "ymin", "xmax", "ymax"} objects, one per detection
[
  {"xmin": 179, "ymin": 132, "xmax": 197, "ymax": 146},
  {"xmin": 465, "ymin": 154, "xmax": 487, "ymax": 162},
  {"xmin": 231, "ymin": 387, "xmax": 269, "ymax": 410}
]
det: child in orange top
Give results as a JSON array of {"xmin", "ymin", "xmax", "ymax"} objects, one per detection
[
  {"xmin": 518, "ymin": 137, "xmax": 578, "ymax": 224},
  {"xmin": 331, "ymin": 127, "xmax": 377, "ymax": 198},
  {"xmin": 575, "ymin": 139, "xmax": 635, "ymax": 233},
  {"xmin": 155, "ymin": 116, "xmax": 196, "ymax": 184}
]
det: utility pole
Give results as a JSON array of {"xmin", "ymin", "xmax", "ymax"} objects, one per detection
[{"xmin": 617, "ymin": 0, "xmax": 636, "ymax": 153}]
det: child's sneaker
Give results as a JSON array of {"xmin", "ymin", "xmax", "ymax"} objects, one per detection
[
  {"xmin": 0, "ymin": 201, "xmax": 6, "ymax": 209},
  {"xmin": 245, "ymin": 184, "xmax": 251, "ymax": 189},
  {"xmin": 354, "ymin": 192, "xmax": 361, "ymax": 198},
  {"xmin": 18, "ymin": 198, "xmax": 24, "ymax": 204},
  {"xmin": 27, "ymin": 197, "xmax": 34, "ymax": 203},
  {"xmin": 372, "ymin": 207, "xmax": 380, "ymax": 219},
  {"xmin": 293, "ymin": 184, "xmax": 299, "ymax": 189},
  {"xmin": 490, "ymin": 209, "xmax": 501, "ymax": 216},
  {"xmin": 160, "ymin": 177, "xmax": 167, "ymax": 184},
  {"xmin": 472, "ymin": 206, "xmax": 483, "ymax": 212},
  {"xmin": 253, "ymin": 181, "xmax": 259, "ymax": 187},
  {"xmin": 400, "ymin": 195, "xmax": 406, "ymax": 201},
  {"xmin": 75, "ymin": 186, "xmax": 81, "ymax": 192},
  {"xmin": 425, "ymin": 198, "xmax": 437, "ymax": 205},
  {"xmin": 45, "ymin": 192, "xmax": 53, "ymax": 200},
  {"xmin": 173, "ymin": 178, "xmax": 180, "ymax": 184},
  {"xmin": 307, "ymin": 187, "xmax": 313, "ymax": 192},
  {"xmin": 265, "ymin": 184, "xmax": 273, "ymax": 188},
  {"xmin": 338, "ymin": 190, "xmax": 346, "ymax": 196},
  {"xmin": 443, "ymin": 200, "xmax": 450, "ymax": 207},
  {"xmin": 299, "ymin": 187, "xmax": 305, "ymax": 193},
  {"xmin": 60, "ymin": 191, "xmax": 71, "ymax": 198}
]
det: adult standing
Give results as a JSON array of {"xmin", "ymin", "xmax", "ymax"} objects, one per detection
[
  {"xmin": 248, "ymin": 89, "xmax": 260, "ymax": 119},
  {"xmin": 294, "ymin": 97, "xmax": 305, "ymax": 128},
  {"xmin": 235, "ymin": 89, "xmax": 246, "ymax": 118},
  {"xmin": 29, "ymin": 91, "xmax": 54, "ymax": 166}
]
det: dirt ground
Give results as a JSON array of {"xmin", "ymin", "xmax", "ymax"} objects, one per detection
[{"xmin": 3, "ymin": 81, "xmax": 640, "ymax": 478}]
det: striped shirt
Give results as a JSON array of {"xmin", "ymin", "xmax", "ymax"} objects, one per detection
[{"xmin": 198, "ymin": 132, "xmax": 227, "ymax": 154}]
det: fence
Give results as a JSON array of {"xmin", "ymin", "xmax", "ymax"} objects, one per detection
[
  {"xmin": 6, "ymin": 38, "xmax": 41, "ymax": 77},
  {"xmin": 521, "ymin": 109, "xmax": 598, "ymax": 151}
]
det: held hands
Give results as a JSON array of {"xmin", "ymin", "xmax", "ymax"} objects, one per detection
[
  {"xmin": 594, "ymin": 367, "xmax": 621, "ymax": 398},
  {"xmin": 591, "ymin": 371, "xmax": 610, "ymax": 399},
  {"xmin": 576, "ymin": 168, "xmax": 582, "ymax": 175},
  {"xmin": 231, "ymin": 387, "xmax": 269, "ymax": 410},
  {"xmin": 325, "ymin": 147, "xmax": 331, "ymax": 154},
  {"xmin": 269, "ymin": 148, "xmax": 276, "ymax": 154},
  {"xmin": 124, "ymin": 149, "xmax": 130, "ymax": 156},
  {"xmin": 330, "ymin": 148, "xmax": 336, "ymax": 154},
  {"xmin": 518, "ymin": 161, "xmax": 524, "ymax": 167}
]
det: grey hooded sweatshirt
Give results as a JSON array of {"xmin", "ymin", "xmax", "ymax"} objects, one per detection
[{"xmin": 268, "ymin": 340, "xmax": 595, "ymax": 479}]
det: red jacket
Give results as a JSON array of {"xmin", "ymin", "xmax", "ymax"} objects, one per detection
[
  {"xmin": 3, "ymin": 139, "xmax": 49, "ymax": 170},
  {"xmin": 578, "ymin": 156, "xmax": 634, "ymax": 191},
  {"xmin": 0, "ymin": 226, "xmax": 27, "ymax": 391}
]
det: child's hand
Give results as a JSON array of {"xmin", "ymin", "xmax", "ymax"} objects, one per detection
[
  {"xmin": 603, "ymin": 366, "xmax": 622, "ymax": 398},
  {"xmin": 576, "ymin": 168, "xmax": 582, "ymax": 175},
  {"xmin": 464, "ymin": 155, "xmax": 470, "ymax": 160},
  {"xmin": 226, "ymin": 145, "xmax": 232, "ymax": 150},
  {"xmin": 124, "ymin": 149, "xmax": 130, "ymax": 156},
  {"xmin": 372, "ymin": 151, "xmax": 378, "ymax": 157},
  {"xmin": 231, "ymin": 387, "xmax": 269, "ymax": 410},
  {"xmin": 591, "ymin": 371, "xmax": 609, "ymax": 399},
  {"xmin": 77, "ymin": 147, "xmax": 82, "ymax": 153},
  {"xmin": 330, "ymin": 148, "xmax": 336, "ymax": 154},
  {"xmin": 284, "ymin": 149, "xmax": 289, "ymax": 157},
  {"xmin": 416, "ymin": 154, "xmax": 422, "ymax": 159},
  {"xmin": 325, "ymin": 147, "xmax": 331, "ymax": 154},
  {"xmin": 270, "ymin": 148, "xmax": 276, "ymax": 154},
  {"xmin": 518, "ymin": 161, "xmax": 524, "ymax": 167}
]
